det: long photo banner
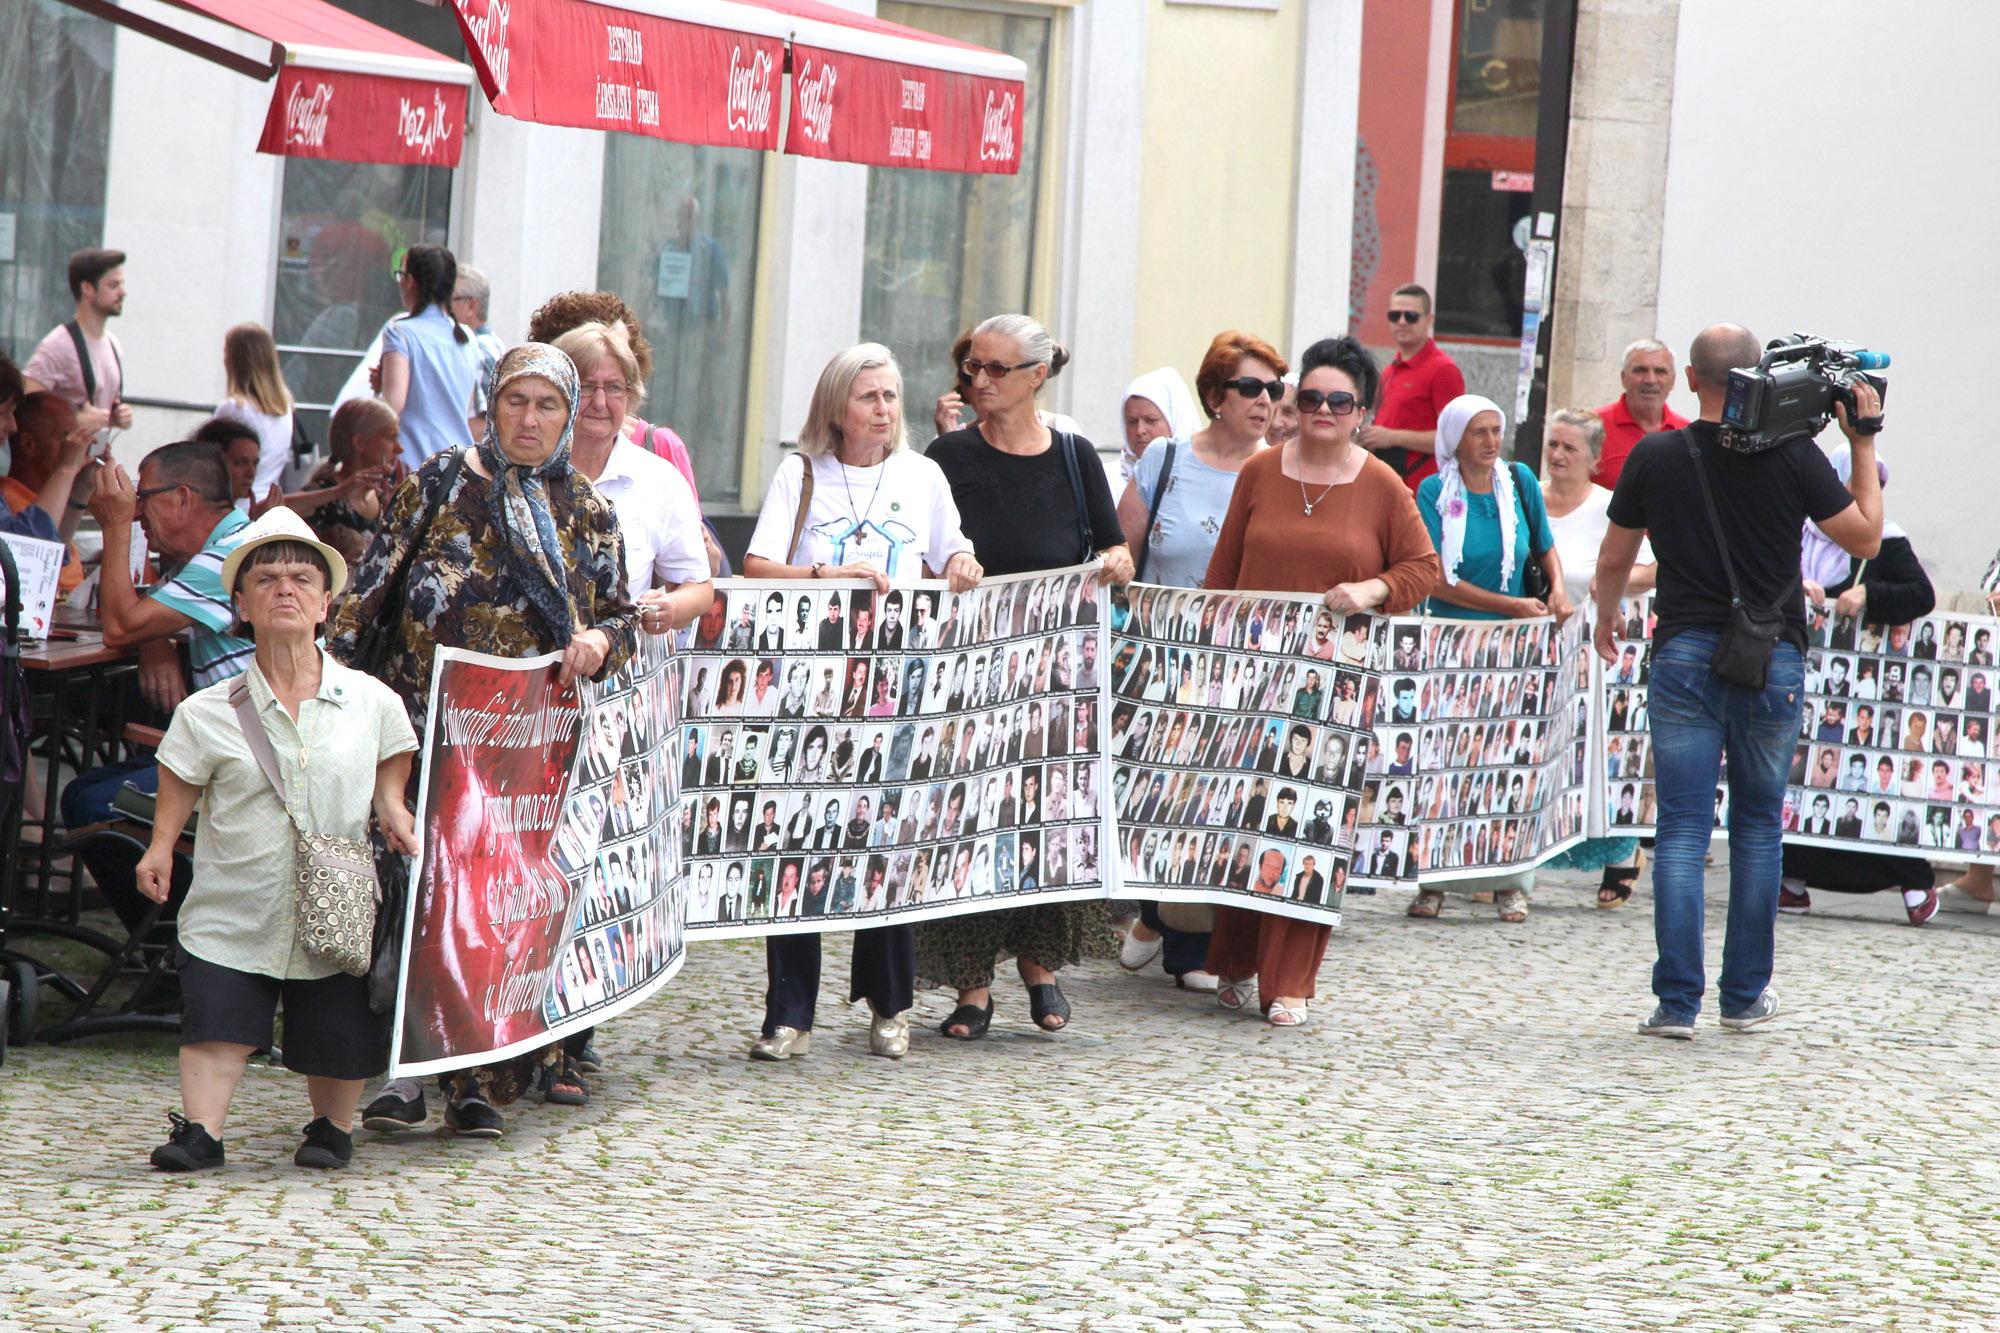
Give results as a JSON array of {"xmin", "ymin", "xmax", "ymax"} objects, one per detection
[
  {"xmin": 391, "ymin": 635, "xmax": 687, "ymax": 1078},
  {"xmin": 389, "ymin": 583, "xmax": 2000, "ymax": 1073},
  {"xmin": 678, "ymin": 565, "xmax": 1114, "ymax": 937}
]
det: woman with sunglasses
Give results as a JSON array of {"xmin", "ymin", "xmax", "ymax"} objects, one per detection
[
  {"xmin": 920, "ymin": 313, "xmax": 1133, "ymax": 1040},
  {"xmin": 1201, "ymin": 335, "xmax": 1440, "ymax": 1027},
  {"xmin": 1113, "ymin": 330, "xmax": 1287, "ymax": 990}
]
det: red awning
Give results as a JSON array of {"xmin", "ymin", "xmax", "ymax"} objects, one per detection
[
  {"xmin": 60, "ymin": 0, "xmax": 473, "ymax": 166},
  {"xmin": 756, "ymin": 0, "xmax": 1026, "ymax": 175},
  {"xmin": 448, "ymin": 0, "xmax": 793, "ymax": 153},
  {"xmin": 446, "ymin": 0, "xmax": 1024, "ymax": 174}
]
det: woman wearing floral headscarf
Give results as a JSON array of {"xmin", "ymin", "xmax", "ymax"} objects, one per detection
[
  {"xmin": 1411, "ymin": 394, "xmax": 1565, "ymax": 922},
  {"xmin": 327, "ymin": 342, "xmax": 639, "ymax": 1140}
]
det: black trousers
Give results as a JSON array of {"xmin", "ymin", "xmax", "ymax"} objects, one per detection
[{"xmin": 763, "ymin": 925, "xmax": 914, "ymax": 1035}]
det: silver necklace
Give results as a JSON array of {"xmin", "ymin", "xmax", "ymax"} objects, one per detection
[
  {"xmin": 839, "ymin": 445, "xmax": 890, "ymax": 528},
  {"xmin": 1299, "ymin": 474, "xmax": 1339, "ymax": 516}
]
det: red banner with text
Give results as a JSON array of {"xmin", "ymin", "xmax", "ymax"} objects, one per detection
[
  {"xmin": 257, "ymin": 66, "xmax": 469, "ymax": 167},
  {"xmin": 786, "ymin": 43, "xmax": 1024, "ymax": 174}
]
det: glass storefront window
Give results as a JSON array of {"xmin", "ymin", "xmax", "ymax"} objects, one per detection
[
  {"xmin": 1435, "ymin": 168, "xmax": 1531, "ymax": 340},
  {"xmin": 1450, "ymin": 0, "xmax": 1546, "ymax": 142},
  {"xmin": 598, "ymin": 140, "xmax": 764, "ymax": 507},
  {"xmin": 861, "ymin": 3, "xmax": 1051, "ymax": 417},
  {"xmin": 273, "ymin": 161, "xmax": 452, "ymax": 444},
  {"xmin": 0, "ymin": 1, "xmax": 114, "ymax": 365},
  {"xmin": 1436, "ymin": 0, "xmax": 1544, "ymax": 338}
]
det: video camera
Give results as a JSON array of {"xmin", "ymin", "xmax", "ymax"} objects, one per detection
[{"xmin": 1720, "ymin": 334, "xmax": 1889, "ymax": 452}]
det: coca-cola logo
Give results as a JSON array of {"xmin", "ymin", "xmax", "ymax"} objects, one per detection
[
  {"xmin": 978, "ymin": 89, "xmax": 1017, "ymax": 164},
  {"xmin": 285, "ymin": 81, "xmax": 333, "ymax": 149},
  {"xmin": 726, "ymin": 45, "xmax": 775, "ymax": 134},
  {"xmin": 399, "ymin": 90, "xmax": 456, "ymax": 158},
  {"xmin": 461, "ymin": 0, "xmax": 512, "ymax": 95},
  {"xmin": 796, "ymin": 59, "xmax": 837, "ymax": 145}
]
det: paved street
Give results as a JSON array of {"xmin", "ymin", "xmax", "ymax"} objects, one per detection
[{"xmin": 6, "ymin": 861, "xmax": 2000, "ymax": 1331}]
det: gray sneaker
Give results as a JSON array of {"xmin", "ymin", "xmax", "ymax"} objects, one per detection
[
  {"xmin": 1637, "ymin": 1006, "xmax": 1695, "ymax": 1039},
  {"xmin": 1720, "ymin": 989, "xmax": 1779, "ymax": 1032}
]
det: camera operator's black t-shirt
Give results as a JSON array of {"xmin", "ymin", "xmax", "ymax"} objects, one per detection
[{"xmin": 1607, "ymin": 422, "xmax": 1853, "ymax": 653}]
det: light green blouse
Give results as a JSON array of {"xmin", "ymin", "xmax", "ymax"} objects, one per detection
[{"xmin": 156, "ymin": 653, "xmax": 418, "ymax": 979}]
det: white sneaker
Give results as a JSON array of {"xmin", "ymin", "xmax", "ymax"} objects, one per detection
[
  {"xmin": 1118, "ymin": 928, "xmax": 1163, "ymax": 971},
  {"xmin": 1176, "ymin": 969, "xmax": 1221, "ymax": 993}
]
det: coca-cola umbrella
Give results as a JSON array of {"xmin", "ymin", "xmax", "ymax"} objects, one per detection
[
  {"xmin": 446, "ymin": 0, "xmax": 1025, "ymax": 174},
  {"xmin": 55, "ymin": 0, "xmax": 474, "ymax": 166}
]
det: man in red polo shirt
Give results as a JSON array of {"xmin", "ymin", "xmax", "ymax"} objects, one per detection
[
  {"xmin": 1592, "ymin": 338, "xmax": 1688, "ymax": 487},
  {"xmin": 1356, "ymin": 283, "xmax": 1464, "ymax": 490}
]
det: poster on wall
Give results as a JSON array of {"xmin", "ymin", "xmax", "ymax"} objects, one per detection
[
  {"xmin": 1108, "ymin": 586, "xmax": 1384, "ymax": 927},
  {"xmin": 392, "ymin": 636, "xmax": 686, "ymax": 1078},
  {"xmin": 676, "ymin": 566, "xmax": 1114, "ymax": 937}
]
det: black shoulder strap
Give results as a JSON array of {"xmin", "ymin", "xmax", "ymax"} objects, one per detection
[
  {"xmin": 64, "ymin": 320, "xmax": 96, "ymax": 406},
  {"xmin": 1682, "ymin": 429, "xmax": 1746, "ymax": 609},
  {"xmin": 1056, "ymin": 429, "xmax": 1093, "ymax": 563},
  {"xmin": 1132, "ymin": 442, "xmax": 1177, "ymax": 583},
  {"xmin": 383, "ymin": 448, "xmax": 468, "ymax": 598},
  {"xmin": 0, "ymin": 535, "xmax": 21, "ymax": 651}
]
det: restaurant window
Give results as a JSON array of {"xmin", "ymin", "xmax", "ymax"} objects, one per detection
[
  {"xmin": 0, "ymin": 1, "xmax": 114, "ymax": 365},
  {"xmin": 861, "ymin": 2, "xmax": 1052, "ymax": 412},
  {"xmin": 598, "ymin": 140, "xmax": 764, "ymax": 507},
  {"xmin": 1436, "ymin": 0, "xmax": 1544, "ymax": 339},
  {"xmin": 273, "ymin": 162, "xmax": 453, "ymax": 445}
]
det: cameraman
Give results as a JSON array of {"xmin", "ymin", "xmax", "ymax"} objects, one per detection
[{"xmin": 1591, "ymin": 323, "xmax": 1882, "ymax": 1040}]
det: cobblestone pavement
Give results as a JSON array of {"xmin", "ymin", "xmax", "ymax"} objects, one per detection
[{"xmin": 6, "ymin": 861, "xmax": 2000, "ymax": 1331}]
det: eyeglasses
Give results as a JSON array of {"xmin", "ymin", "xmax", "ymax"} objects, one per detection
[
  {"xmin": 1386, "ymin": 309, "xmax": 1425, "ymax": 324},
  {"xmin": 579, "ymin": 381, "xmax": 631, "ymax": 403},
  {"xmin": 961, "ymin": 359, "xmax": 1038, "ymax": 381},
  {"xmin": 134, "ymin": 482, "xmax": 185, "ymax": 504},
  {"xmin": 1220, "ymin": 376, "xmax": 1285, "ymax": 402},
  {"xmin": 1296, "ymin": 389, "xmax": 1360, "ymax": 416}
]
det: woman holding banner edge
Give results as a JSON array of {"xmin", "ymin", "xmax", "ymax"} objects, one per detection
[
  {"xmin": 740, "ymin": 342, "xmax": 982, "ymax": 1062},
  {"xmin": 1112, "ymin": 330, "xmax": 1287, "ymax": 992},
  {"xmin": 1410, "ymin": 394, "xmax": 1568, "ymax": 923},
  {"xmin": 1201, "ymin": 335, "xmax": 1439, "ymax": 1027}
]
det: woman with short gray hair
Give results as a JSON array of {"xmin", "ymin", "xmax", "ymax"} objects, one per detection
[{"xmin": 739, "ymin": 343, "xmax": 981, "ymax": 1062}]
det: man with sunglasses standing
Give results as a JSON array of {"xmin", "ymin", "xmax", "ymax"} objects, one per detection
[
  {"xmin": 1355, "ymin": 283, "xmax": 1465, "ymax": 490},
  {"xmin": 60, "ymin": 441, "xmax": 254, "ymax": 830}
]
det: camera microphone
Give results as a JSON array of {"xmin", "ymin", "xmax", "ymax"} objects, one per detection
[{"xmin": 1850, "ymin": 350, "xmax": 1891, "ymax": 370}]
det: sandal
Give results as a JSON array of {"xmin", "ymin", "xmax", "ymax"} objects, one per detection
[
  {"xmin": 1217, "ymin": 977, "xmax": 1256, "ymax": 1011},
  {"xmin": 938, "ymin": 998, "xmax": 994, "ymax": 1041},
  {"xmin": 1267, "ymin": 1002, "xmax": 1308, "ymax": 1027},
  {"xmin": 545, "ymin": 1057, "xmax": 589, "ymax": 1107},
  {"xmin": 1496, "ymin": 889, "xmax": 1529, "ymax": 923},
  {"xmin": 1597, "ymin": 868, "xmax": 1637, "ymax": 908},
  {"xmin": 1027, "ymin": 983, "xmax": 1071, "ymax": 1032},
  {"xmin": 1407, "ymin": 889, "xmax": 1445, "ymax": 919}
]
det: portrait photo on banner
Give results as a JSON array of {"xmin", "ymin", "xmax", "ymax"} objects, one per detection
[{"xmin": 677, "ymin": 565, "xmax": 1114, "ymax": 936}]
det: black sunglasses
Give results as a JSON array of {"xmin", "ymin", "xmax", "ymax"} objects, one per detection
[
  {"xmin": 1296, "ymin": 389, "xmax": 1360, "ymax": 416},
  {"xmin": 1221, "ymin": 376, "xmax": 1285, "ymax": 402},
  {"xmin": 1386, "ymin": 309, "xmax": 1425, "ymax": 324},
  {"xmin": 961, "ymin": 358, "xmax": 1038, "ymax": 380}
]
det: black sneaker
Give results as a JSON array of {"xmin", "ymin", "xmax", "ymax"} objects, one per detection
[
  {"xmin": 573, "ymin": 1043, "xmax": 604, "ymax": 1074},
  {"xmin": 362, "ymin": 1087, "xmax": 428, "ymax": 1133},
  {"xmin": 150, "ymin": 1112, "xmax": 225, "ymax": 1172},
  {"xmin": 444, "ymin": 1093, "xmax": 505, "ymax": 1139},
  {"xmin": 294, "ymin": 1117, "xmax": 355, "ymax": 1170}
]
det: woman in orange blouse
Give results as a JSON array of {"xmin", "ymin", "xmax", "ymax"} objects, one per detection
[{"xmin": 1202, "ymin": 335, "xmax": 1439, "ymax": 1026}]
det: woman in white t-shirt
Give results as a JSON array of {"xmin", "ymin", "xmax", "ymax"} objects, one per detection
[
  {"xmin": 214, "ymin": 323, "xmax": 296, "ymax": 499},
  {"xmin": 741, "ymin": 343, "xmax": 983, "ymax": 1066}
]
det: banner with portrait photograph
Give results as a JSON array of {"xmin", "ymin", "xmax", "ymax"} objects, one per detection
[
  {"xmin": 1107, "ymin": 586, "xmax": 1383, "ymax": 926},
  {"xmin": 1593, "ymin": 596, "xmax": 1660, "ymax": 837},
  {"xmin": 391, "ymin": 635, "xmax": 686, "ymax": 1078},
  {"xmin": 1787, "ymin": 605, "xmax": 2000, "ymax": 861},
  {"xmin": 676, "ymin": 565, "xmax": 1114, "ymax": 937}
]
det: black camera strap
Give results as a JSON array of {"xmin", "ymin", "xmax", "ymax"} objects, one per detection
[{"xmin": 1682, "ymin": 429, "xmax": 1748, "ymax": 610}]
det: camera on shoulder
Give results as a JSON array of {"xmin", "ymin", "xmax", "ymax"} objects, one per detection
[{"xmin": 1720, "ymin": 334, "xmax": 1888, "ymax": 452}]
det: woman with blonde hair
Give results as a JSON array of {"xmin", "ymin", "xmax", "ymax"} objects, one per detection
[
  {"xmin": 215, "ymin": 322, "xmax": 296, "ymax": 497},
  {"xmin": 739, "ymin": 342, "xmax": 982, "ymax": 1063}
]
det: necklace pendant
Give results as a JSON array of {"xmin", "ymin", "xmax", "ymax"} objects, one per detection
[{"xmin": 1303, "ymin": 502, "xmax": 1314, "ymax": 516}]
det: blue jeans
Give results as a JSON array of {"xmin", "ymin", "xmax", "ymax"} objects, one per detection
[{"xmin": 1647, "ymin": 630, "xmax": 1804, "ymax": 1020}]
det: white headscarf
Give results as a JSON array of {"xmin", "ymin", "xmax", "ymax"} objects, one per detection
[
  {"xmin": 1433, "ymin": 394, "xmax": 1514, "ymax": 588},
  {"xmin": 1119, "ymin": 368, "xmax": 1201, "ymax": 482},
  {"xmin": 1801, "ymin": 445, "xmax": 1902, "ymax": 587}
]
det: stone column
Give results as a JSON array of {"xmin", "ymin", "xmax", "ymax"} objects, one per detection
[{"xmin": 1546, "ymin": 0, "xmax": 1681, "ymax": 413}]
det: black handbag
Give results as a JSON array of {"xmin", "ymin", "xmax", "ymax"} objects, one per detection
[
  {"xmin": 1684, "ymin": 431, "xmax": 1785, "ymax": 690},
  {"xmin": 349, "ymin": 449, "xmax": 465, "ymax": 678},
  {"xmin": 1513, "ymin": 463, "xmax": 1553, "ymax": 602},
  {"xmin": 0, "ymin": 539, "xmax": 32, "ymax": 800}
]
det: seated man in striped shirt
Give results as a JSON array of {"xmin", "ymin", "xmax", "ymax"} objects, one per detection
[{"xmin": 61, "ymin": 441, "xmax": 254, "ymax": 833}]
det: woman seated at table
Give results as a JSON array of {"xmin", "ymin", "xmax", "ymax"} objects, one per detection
[{"xmin": 138, "ymin": 507, "xmax": 419, "ymax": 1172}]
